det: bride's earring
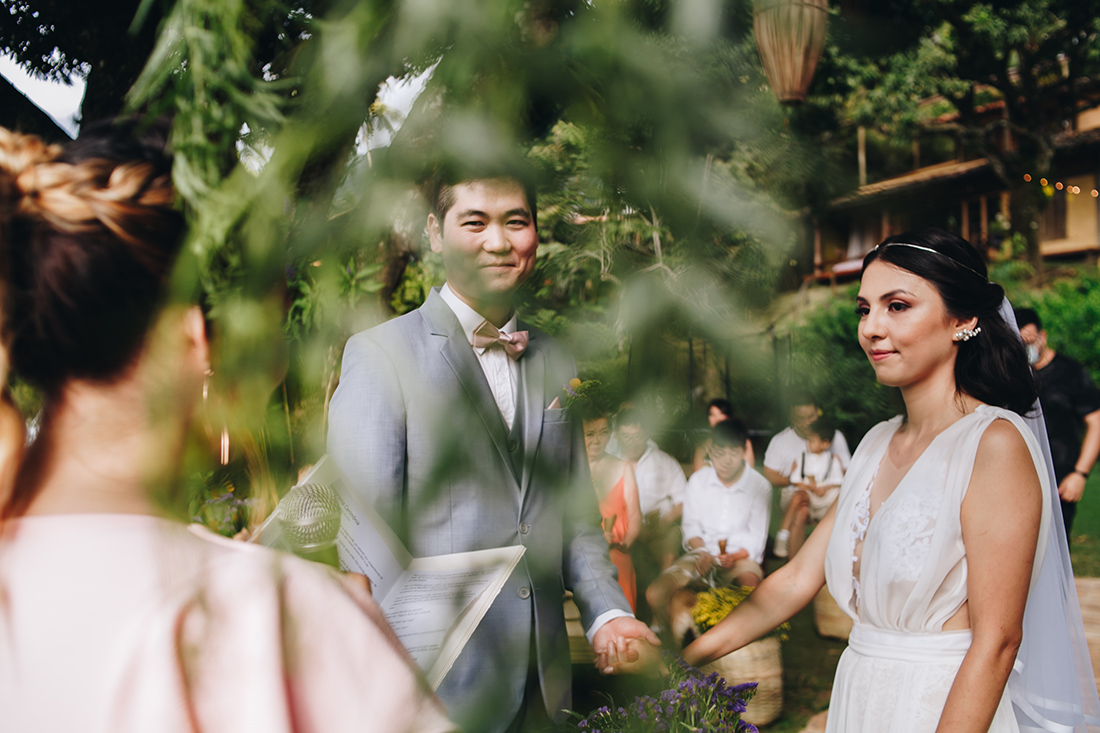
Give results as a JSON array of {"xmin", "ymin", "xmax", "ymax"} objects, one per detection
[{"xmin": 953, "ymin": 326, "xmax": 982, "ymax": 342}]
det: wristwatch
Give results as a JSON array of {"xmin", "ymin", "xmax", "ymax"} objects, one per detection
[{"xmin": 1073, "ymin": 469, "xmax": 1090, "ymax": 479}]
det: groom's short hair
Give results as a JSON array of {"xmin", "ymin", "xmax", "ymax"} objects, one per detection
[{"xmin": 426, "ymin": 166, "xmax": 538, "ymax": 230}]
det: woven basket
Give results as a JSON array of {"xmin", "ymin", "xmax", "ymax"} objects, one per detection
[
  {"xmin": 813, "ymin": 585, "xmax": 853, "ymax": 640},
  {"xmin": 702, "ymin": 636, "xmax": 783, "ymax": 726},
  {"xmin": 563, "ymin": 595, "xmax": 596, "ymax": 665}
]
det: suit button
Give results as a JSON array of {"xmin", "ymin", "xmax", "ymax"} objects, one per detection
[
  {"xmin": 519, "ymin": 522, "xmax": 530, "ymax": 535},
  {"xmin": 508, "ymin": 440, "xmax": 518, "ymax": 452},
  {"xmin": 518, "ymin": 586, "xmax": 531, "ymax": 599}
]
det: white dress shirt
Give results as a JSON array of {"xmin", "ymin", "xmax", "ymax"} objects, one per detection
[
  {"xmin": 681, "ymin": 465, "xmax": 772, "ymax": 565},
  {"xmin": 439, "ymin": 284, "xmax": 521, "ymax": 430},
  {"xmin": 763, "ymin": 426, "xmax": 852, "ymax": 481},
  {"xmin": 633, "ymin": 440, "xmax": 688, "ymax": 518}
]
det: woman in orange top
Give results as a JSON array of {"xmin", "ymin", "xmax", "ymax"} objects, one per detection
[{"xmin": 582, "ymin": 407, "xmax": 641, "ymax": 611}]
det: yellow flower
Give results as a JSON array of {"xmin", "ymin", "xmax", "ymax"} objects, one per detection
[
  {"xmin": 692, "ymin": 585, "xmax": 790, "ymax": 641},
  {"xmin": 569, "ymin": 378, "xmax": 582, "ymax": 389}
]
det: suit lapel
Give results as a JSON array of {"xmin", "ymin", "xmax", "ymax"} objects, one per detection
[
  {"xmin": 519, "ymin": 326, "xmax": 546, "ymax": 499},
  {"xmin": 422, "ymin": 291, "xmax": 519, "ymax": 487}
]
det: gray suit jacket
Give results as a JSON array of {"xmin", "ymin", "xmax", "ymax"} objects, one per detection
[{"xmin": 328, "ymin": 289, "xmax": 630, "ymax": 731}]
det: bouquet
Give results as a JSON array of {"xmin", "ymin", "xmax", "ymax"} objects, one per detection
[
  {"xmin": 568, "ymin": 656, "xmax": 759, "ymax": 732},
  {"xmin": 691, "ymin": 586, "xmax": 790, "ymax": 642}
]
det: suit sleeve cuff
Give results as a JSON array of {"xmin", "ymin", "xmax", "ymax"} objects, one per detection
[{"xmin": 585, "ymin": 609, "xmax": 635, "ymax": 645}]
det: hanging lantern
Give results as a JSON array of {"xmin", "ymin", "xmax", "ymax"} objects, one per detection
[{"xmin": 753, "ymin": 0, "xmax": 829, "ymax": 105}]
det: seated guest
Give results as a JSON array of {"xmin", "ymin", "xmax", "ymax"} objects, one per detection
[
  {"xmin": 583, "ymin": 406, "xmax": 642, "ymax": 611},
  {"xmin": 773, "ymin": 415, "xmax": 844, "ymax": 559},
  {"xmin": 692, "ymin": 398, "xmax": 755, "ymax": 473},
  {"xmin": 0, "ymin": 122, "xmax": 453, "ymax": 732},
  {"xmin": 763, "ymin": 393, "xmax": 851, "ymax": 489},
  {"xmin": 615, "ymin": 408, "xmax": 687, "ymax": 572},
  {"xmin": 645, "ymin": 420, "xmax": 770, "ymax": 634}
]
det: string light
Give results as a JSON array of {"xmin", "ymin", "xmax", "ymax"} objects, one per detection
[
  {"xmin": 1092, "ymin": 190, "xmax": 1099, "ymax": 198},
  {"xmin": 1056, "ymin": 182, "xmax": 1064, "ymax": 190},
  {"xmin": 1024, "ymin": 174, "xmax": 1032, "ymax": 182},
  {"xmin": 1040, "ymin": 178, "xmax": 1049, "ymax": 186}
]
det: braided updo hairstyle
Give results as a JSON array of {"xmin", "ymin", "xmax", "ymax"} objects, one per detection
[
  {"xmin": 0, "ymin": 119, "xmax": 184, "ymax": 396},
  {"xmin": 0, "ymin": 120, "xmax": 183, "ymax": 519},
  {"xmin": 861, "ymin": 228, "xmax": 1037, "ymax": 415}
]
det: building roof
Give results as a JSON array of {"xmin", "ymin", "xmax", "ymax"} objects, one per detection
[
  {"xmin": 830, "ymin": 125, "xmax": 1100, "ymax": 211},
  {"xmin": 830, "ymin": 158, "xmax": 991, "ymax": 208}
]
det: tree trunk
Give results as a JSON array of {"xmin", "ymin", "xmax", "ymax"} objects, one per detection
[{"xmin": 1007, "ymin": 180, "xmax": 1047, "ymax": 273}]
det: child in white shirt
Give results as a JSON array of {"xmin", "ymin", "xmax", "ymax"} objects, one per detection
[{"xmin": 774, "ymin": 415, "xmax": 844, "ymax": 559}]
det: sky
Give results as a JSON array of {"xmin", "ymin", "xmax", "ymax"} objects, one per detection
[{"xmin": 0, "ymin": 54, "xmax": 85, "ymax": 138}]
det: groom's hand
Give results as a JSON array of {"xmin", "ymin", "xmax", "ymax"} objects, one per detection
[{"xmin": 593, "ymin": 617, "xmax": 661, "ymax": 675}]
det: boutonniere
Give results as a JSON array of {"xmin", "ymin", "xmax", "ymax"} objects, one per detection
[{"xmin": 562, "ymin": 377, "xmax": 600, "ymax": 409}]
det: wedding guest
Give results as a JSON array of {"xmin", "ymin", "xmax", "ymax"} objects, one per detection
[
  {"xmin": 677, "ymin": 229, "xmax": 1100, "ymax": 732},
  {"xmin": 762, "ymin": 393, "xmax": 851, "ymax": 489},
  {"xmin": 1014, "ymin": 307, "xmax": 1100, "ymax": 540},
  {"xmin": 773, "ymin": 415, "xmax": 844, "ymax": 559},
  {"xmin": 691, "ymin": 398, "xmax": 755, "ymax": 473},
  {"xmin": 583, "ymin": 406, "xmax": 642, "ymax": 611},
  {"xmin": 0, "ymin": 121, "xmax": 453, "ymax": 732},
  {"xmin": 615, "ymin": 408, "xmax": 687, "ymax": 571},
  {"xmin": 645, "ymin": 420, "xmax": 770, "ymax": 633}
]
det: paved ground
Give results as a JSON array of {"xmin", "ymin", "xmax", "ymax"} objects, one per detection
[{"xmin": 798, "ymin": 577, "xmax": 1100, "ymax": 733}]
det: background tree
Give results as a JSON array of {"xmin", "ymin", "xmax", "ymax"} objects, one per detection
[
  {"xmin": 804, "ymin": 0, "xmax": 1100, "ymax": 269},
  {"xmin": 0, "ymin": 1, "xmax": 166, "ymax": 126}
]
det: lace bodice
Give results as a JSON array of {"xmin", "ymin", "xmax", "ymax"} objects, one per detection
[{"xmin": 826, "ymin": 406, "xmax": 1050, "ymax": 632}]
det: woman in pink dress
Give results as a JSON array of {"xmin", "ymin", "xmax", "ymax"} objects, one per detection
[
  {"xmin": 582, "ymin": 408, "xmax": 641, "ymax": 611},
  {"xmin": 0, "ymin": 121, "xmax": 454, "ymax": 733}
]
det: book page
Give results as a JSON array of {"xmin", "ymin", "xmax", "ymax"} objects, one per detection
[
  {"xmin": 382, "ymin": 565, "xmax": 503, "ymax": 671},
  {"xmin": 252, "ymin": 455, "xmax": 525, "ymax": 689}
]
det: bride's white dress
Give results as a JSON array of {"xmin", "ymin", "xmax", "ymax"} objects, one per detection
[{"xmin": 823, "ymin": 405, "xmax": 1052, "ymax": 732}]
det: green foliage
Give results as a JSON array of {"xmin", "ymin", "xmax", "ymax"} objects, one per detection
[
  {"xmin": 118, "ymin": 0, "xmax": 831, "ymax": 516},
  {"xmin": 805, "ymin": 0, "xmax": 1100, "ymax": 262},
  {"xmin": 390, "ymin": 251, "xmax": 446, "ymax": 316},
  {"xmin": 783, "ymin": 286, "xmax": 902, "ymax": 443},
  {"xmin": 1012, "ymin": 267, "xmax": 1100, "ymax": 385}
]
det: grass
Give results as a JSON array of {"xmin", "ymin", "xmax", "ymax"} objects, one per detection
[{"xmin": 1069, "ymin": 473, "xmax": 1100, "ymax": 577}]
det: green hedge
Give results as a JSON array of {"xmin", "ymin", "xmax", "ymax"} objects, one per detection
[
  {"xmin": 1005, "ymin": 265, "xmax": 1100, "ymax": 386},
  {"xmin": 782, "ymin": 285, "xmax": 903, "ymax": 446}
]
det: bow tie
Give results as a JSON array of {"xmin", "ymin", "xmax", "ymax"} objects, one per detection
[{"xmin": 471, "ymin": 320, "xmax": 529, "ymax": 360}]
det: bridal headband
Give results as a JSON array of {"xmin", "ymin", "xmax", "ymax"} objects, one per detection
[{"xmin": 873, "ymin": 242, "xmax": 989, "ymax": 282}]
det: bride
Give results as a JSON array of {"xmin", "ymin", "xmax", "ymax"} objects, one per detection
[{"xmin": 681, "ymin": 229, "xmax": 1100, "ymax": 732}]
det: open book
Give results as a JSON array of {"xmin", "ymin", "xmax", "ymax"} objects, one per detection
[{"xmin": 252, "ymin": 455, "xmax": 525, "ymax": 690}]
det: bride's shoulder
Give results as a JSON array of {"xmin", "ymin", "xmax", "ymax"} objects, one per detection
[
  {"xmin": 846, "ymin": 415, "xmax": 904, "ymax": 464},
  {"xmin": 860, "ymin": 415, "xmax": 905, "ymax": 442}
]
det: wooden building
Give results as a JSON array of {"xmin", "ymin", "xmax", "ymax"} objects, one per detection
[{"xmin": 811, "ymin": 105, "xmax": 1100, "ymax": 279}]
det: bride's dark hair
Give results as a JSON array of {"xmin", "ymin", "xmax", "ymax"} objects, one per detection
[{"xmin": 861, "ymin": 228, "xmax": 1037, "ymax": 415}]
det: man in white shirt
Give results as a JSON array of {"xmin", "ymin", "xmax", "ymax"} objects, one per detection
[
  {"xmin": 763, "ymin": 395, "xmax": 851, "ymax": 489},
  {"xmin": 645, "ymin": 420, "xmax": 771, "ymax": 630},
  {"xmin": 614, "ymin": 408, "xmax": 687, "ymax": 571},
  {"xmin": 328, "ymin": 173, "xmax": 656, "ymax": 732}
]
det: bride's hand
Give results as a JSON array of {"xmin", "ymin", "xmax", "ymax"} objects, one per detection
[{"xmin": 597, "ymin": 638, "xmax": 665, "ymax": 676}]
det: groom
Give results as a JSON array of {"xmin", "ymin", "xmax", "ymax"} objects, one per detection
[{"xmin": 328, "ymin": 172, "xmax": 656, "ymax": 731}]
